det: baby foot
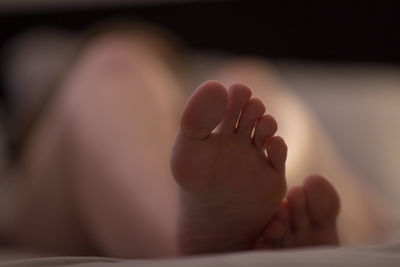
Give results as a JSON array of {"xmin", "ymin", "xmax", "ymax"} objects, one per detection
[
  {"xmin": 171, "ymin": 81, "xmax": 287, "ymax": 254},
  {"xmin": 257, "ymin": 175, "xmax": 340, "ymax": 249}
]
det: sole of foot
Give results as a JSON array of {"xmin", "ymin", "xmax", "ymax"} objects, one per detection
[{"xmin": 171, "ymin": 81, "xmax": 287, "ymax": 254}]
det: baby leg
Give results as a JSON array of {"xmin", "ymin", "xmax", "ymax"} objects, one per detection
[{"xmin": 11, "ymin": 32, "xmax": 184, "ymax": 258}]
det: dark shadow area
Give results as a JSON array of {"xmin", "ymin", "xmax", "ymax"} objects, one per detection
[
  {"xmin": 0, "ymin": 0, "xmax": 399, "ymax": 103},
  {"xmin": 1, "ymin": 0, "xmax": 399, "ymax": 62}
]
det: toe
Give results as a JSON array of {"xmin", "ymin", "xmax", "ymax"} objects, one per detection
[
  {"xmin": 180, "ymin": 81, "xmax": 228, "ymax": 139},
  {"xmin": 236, "ymin": 98, "xmax": 265, "ymax": 137},
  {"xmin": 276, "ymin": 201, "xmax": 293, "ymax": 248},
  {"xmin": 267, "ymin": 136, "xmax": 287, "ymax": 171},
  {"xmin": 303, "ymin": 175, "xmax": 340, "ymax": 226},
  {"xmin": 276, "ymin": 200, "xmax": 290, "ymax": 223},
  {"xmin": 217, "ymin": 83, "xmax": 252, "ymax": 133},
  {"xmin": 287, "ymin": 186, "xmax": 309, "ymax": 234},
  {"xmin": 253, "ymin": 114, "xmax": 278, "ymax": 151},
  {"xmin": 261, "ymin": 218, "xmax": 285, "ymax": 248}
]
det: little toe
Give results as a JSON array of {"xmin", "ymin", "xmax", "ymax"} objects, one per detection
[
  {"xmin": 253, "ymin": 114, "xmax": 278, "ymax": 151},
  {"xmin": 180, "ymin": 81, "xmax": 228, "ymax": 139},
  {"xmin": 218, "ymin": 83, "xmax": 252, "ymax": 133},
  {"xmin": 303, "ymin": 175, "xmax": 340, "ymax": 226},
  {"xmin": 266, "ymin": 136, "xmax": 287, "ymax": 171},
  {"xmin": 236, "ymin": 98, "xmax": 265, "ymax": 137},
  {"xmin": 276, "ymin": 200, "xmax": 290, "ymax": 223},
  {"xmin": 261, "ymin": 218, "xmax": 285, "ymax": 249},
  {"xmin": 275, "ymin": 200, "xmax": 293, "ymax": 247},
  {"xmin": 287, "ymin": 186, "xmax": 309, "ymax": 234}
]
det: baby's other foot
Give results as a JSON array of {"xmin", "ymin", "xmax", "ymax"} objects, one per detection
[
  {"xmin": 258, "ymin": 175, "xmax": 340, "ymax": 249},
  {"xmin": 171, "ymin": 81, "xmax": 287, "ymax": 254}
]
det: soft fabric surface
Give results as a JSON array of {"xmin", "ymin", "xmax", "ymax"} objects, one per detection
[{"xmin": 3, "ymin": 243, "xmax": 400, "ymax": 267}]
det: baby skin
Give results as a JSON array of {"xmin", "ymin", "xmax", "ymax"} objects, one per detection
[
  {"xmin": 256, "ymin": 174, "xmax": 340, "ymax": 249},
  {"xmin": 171, "ymin": 81, "xmax": 288, "ymax": 254},
  {"xmin": 171, "ymin": 81, "xmax": 340, "ymax": 255}
]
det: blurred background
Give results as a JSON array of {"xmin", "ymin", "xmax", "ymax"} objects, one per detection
[
  {"xmin": 1, "ymin": 0, "xmax": 399, "ymax": 199},
  {"xmin": 0, "ymin": 0, "xmax": 399, "ymax": 254},
  {"xmin": 1, "ymin": 0, "xmax": 399, "ymax": 62}
]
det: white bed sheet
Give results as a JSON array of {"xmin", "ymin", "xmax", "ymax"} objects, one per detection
[{"xmin": 3, "ymin": 243, "xmax": 400, "ymax": 267}]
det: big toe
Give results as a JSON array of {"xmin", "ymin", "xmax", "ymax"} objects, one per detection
[
  {"xmin": 180, "ymin": 81, "xmax": 228, "ymax": 139},
  {"xmin": 303, "ymin": 175, "xmax": 340, "ymax": 226}
]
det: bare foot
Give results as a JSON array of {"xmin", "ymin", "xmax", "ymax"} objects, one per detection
[
  {"xmin": 256, "ymin": 175, "xmax": 340, "ymax": 249},
  {"xmin": 171, "ymin": 81, "xmax": 287, "ymax": 254}
]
